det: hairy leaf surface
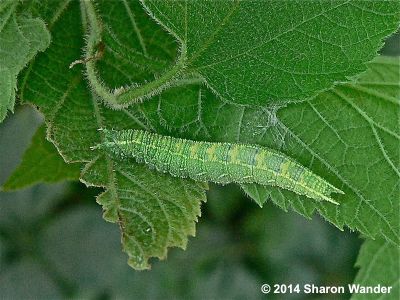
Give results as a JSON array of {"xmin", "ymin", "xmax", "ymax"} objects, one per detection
[
  {"xmin": 0, "ymin": 1, "xmax": 50, "ymax": 122},
  {"xmin": 142, "ymin": 0, "xmax": 400, "ymax": 105}
]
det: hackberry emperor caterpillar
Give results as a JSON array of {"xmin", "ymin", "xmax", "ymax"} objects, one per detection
[{"xmin": 95, "ymin": 129, "xmax": 343, "ymax": 204}]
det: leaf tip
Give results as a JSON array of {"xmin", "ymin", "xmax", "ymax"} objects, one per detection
[{"xmin": 127, "ymin": 256, "xmax": 151, "ymax": 271}]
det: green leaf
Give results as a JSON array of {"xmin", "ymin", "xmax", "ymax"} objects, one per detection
[
  {"xmin": 135, "ymin": 56, "xmax": 400, "ymax": 244},
  {"xmin": 0, "ymin": 106, "xmax": 43, "ymax": 184},
  {"xmin": 0, "ymin": 68, "xmax": 12, "ymax": 122},
  {"xmin": 19, "ymin": 0, "xmax": 207, "ymax": 270},
  {"xmin": 0, "ymin": 1, "xmax": 50, "ymax": 122},
  {"xmin": 272, "ymin": 56, "xmax": 400, "ymax": 243},
  {"xmin": 2, "ymin": 125, "xmax": 81, "ymax": 191},
  {"xmin": 139, "ymin": 0, "xmax": 400, "ymax": 106},
  {"xmin": 351, "ymin": 238, "xmax": 399, "ymax": 300},
  {"xmin": 81, "ymin": 157, "xmax": 207, "ymax": 270},
  {"xmin": 241, "ymin": 184, "xmax": 271, "ymax": 208}
]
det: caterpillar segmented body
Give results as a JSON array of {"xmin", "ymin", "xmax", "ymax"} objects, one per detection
[{"xmin": 96, "ymin": 129, "xmax": 343, "ymax": 204}]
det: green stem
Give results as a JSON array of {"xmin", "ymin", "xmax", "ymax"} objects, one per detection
[{"xmin": 82, "ymin": 0, "xmax": 187, "ymax": 109}]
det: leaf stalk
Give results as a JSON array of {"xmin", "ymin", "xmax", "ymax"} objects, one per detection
[{"xmin": 81, "ymin": 0, "xmax": 187, "ymax": 109}]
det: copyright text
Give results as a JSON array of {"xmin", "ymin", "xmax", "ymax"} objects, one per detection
[{"xmin": 260, "ymin": 283, "xmax": 393, "ymax": 295}]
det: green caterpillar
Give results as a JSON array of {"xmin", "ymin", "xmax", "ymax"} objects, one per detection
[{"xmin": 95, "ymin": 129, "xmax": 343, "ymax": 204}]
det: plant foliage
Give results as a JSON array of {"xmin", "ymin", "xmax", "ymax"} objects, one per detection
[{"xmin": 1, "ymin": 0, "xmax": 399, "ymax": 277}]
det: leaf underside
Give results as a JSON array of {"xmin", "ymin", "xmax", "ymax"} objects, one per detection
[
  {"xmin": 2, "ymin": 125, "xmax": 81, "ymax": 191},
  {"xmin": 19, "ymin": 0, "xmax": 207, "ymax": 270},
  {"xmin": 16, "ymin": 0, "xmax": 400, "ymax": 269}
]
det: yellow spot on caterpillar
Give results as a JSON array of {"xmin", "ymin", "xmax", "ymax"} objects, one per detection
[
  {"xmin": 190, "ymin": 143, "xmax": 200, "ymax": 158},
  {"xmin": 255, "ymin": 150, "xmax": 266, "ymax": 167},
  {"xmin": 206, "ymin": 144, "xmax": 218, "ymax": 161},
  {"xmin": 175, "ymin": 142, "xmax": 184, "ymax": 153},
  {"xmin": 229, "ymin": 145, "xmax": 240, "ymax": 162},
  {"xmin": 280, "ymin": 160, "xmax": 291, "ymax": 177}
]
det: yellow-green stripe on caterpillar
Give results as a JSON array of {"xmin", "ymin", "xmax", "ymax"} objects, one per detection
[{"xmin": 94, "ymin": 129, "xmax": 344, "ymax": 204}]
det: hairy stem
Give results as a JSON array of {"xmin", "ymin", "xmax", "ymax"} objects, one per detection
[{"xmin": 81, "ymin": 0, "xmax": 187, "ymax": 109}]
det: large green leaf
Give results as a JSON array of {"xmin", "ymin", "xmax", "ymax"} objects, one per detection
[
  {"xmin": 134, "ymin": 56, "xmax": 400, "ymax": 245},
  {"xmin": 0, "ymin": 1, "xmax": 50, "ymax": 122},
  {"xmin": 19, "ymin": 0, "xmax": 207, "ymax": 270},
  {"xmin": 351, "ymin": 238, "xmax": 399, "ymax": 300},
  {"xmin": 18, "ymin": 0, "xmax": 399, "ymax": 270},
  {"xmin": 133, "ymin": 0, "xmax": 400, "ymax": 106},
  {"xmin": 270, "ymin": 57, "xmax": 400, "ymax": 243}
]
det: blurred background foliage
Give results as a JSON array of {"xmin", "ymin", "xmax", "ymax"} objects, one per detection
[{"xmin": 0, "ymin": 32, "xmax": 398, "ymax": 300}]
